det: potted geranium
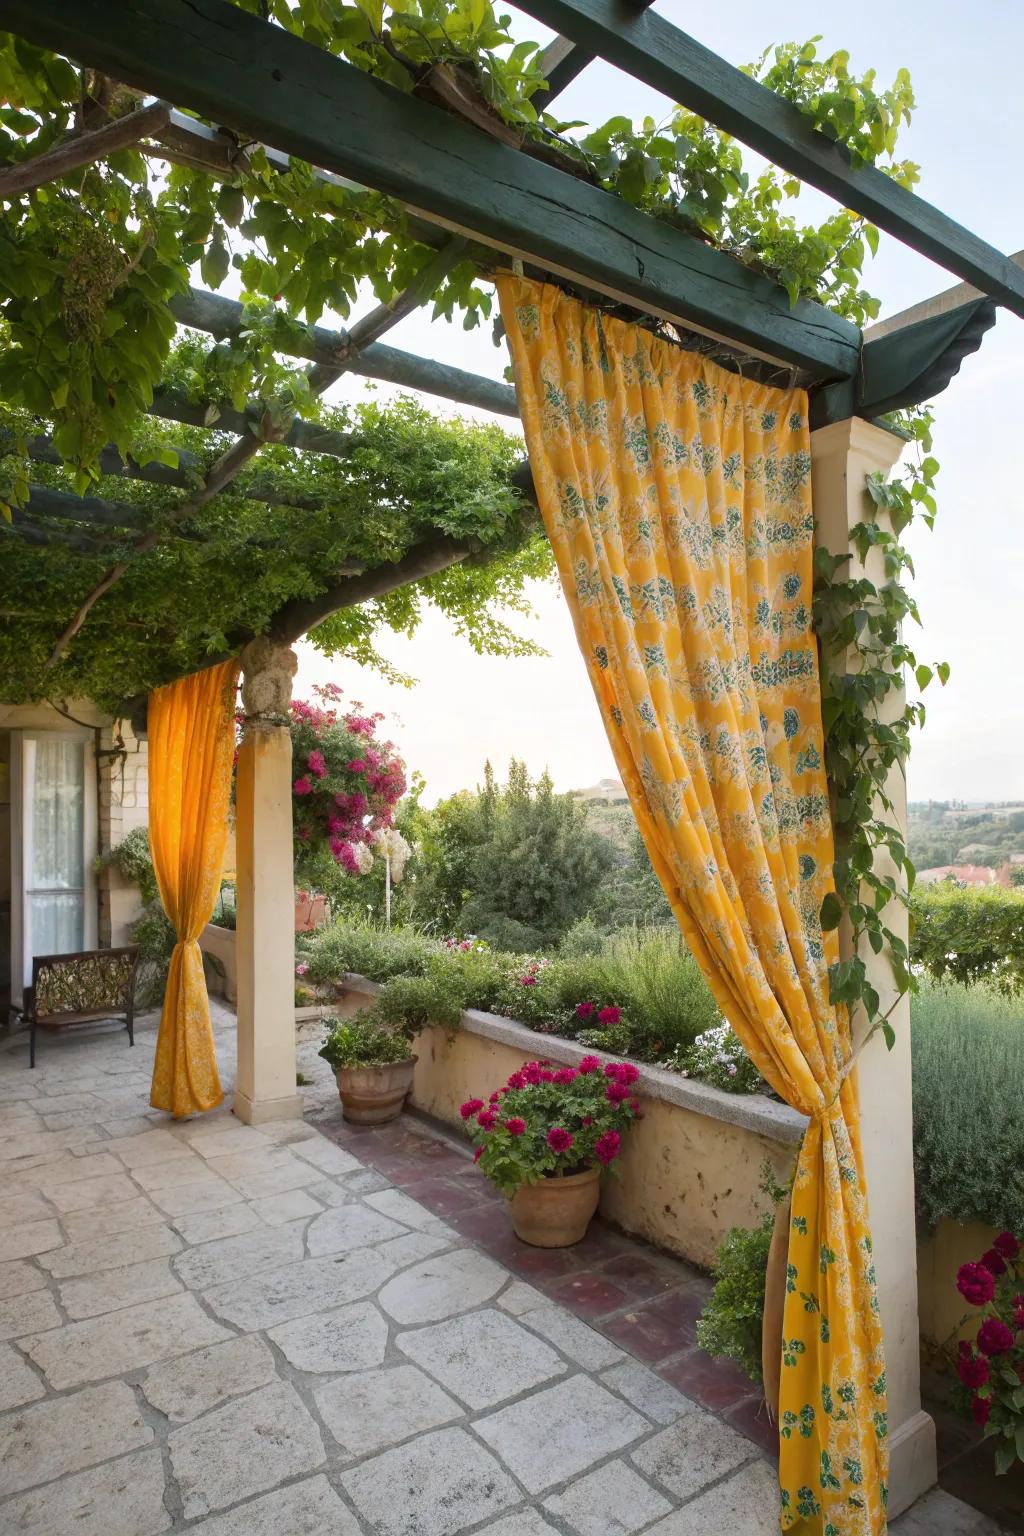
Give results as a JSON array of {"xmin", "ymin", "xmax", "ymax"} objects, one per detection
[
  {"xmin": 952, "ymin": 1231, "xmax": 1024, "ymax": 1475},
  {"xmin": 318, "ymin": 1014, "xmax": 417, "ymax": 1125},
  {"xmin": 463, "ymin": 1055, "xmax": 641, "ymax": 1248}
]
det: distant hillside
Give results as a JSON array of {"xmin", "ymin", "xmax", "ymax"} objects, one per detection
[
  {"xmin": 908, "ymin": 801, "xmax": 1024, "ymax": 871},
  {"xmin": 570, "ymin": 782, "xmax": 634, "ymax": 858}
]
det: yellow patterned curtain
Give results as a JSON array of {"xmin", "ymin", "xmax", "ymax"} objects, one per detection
[
  {"xmin": 500, "ymin": 277, "xmax": 888, "ymax": 1536},
  {"xmin": 148, "ymin": 659, "xmax": 240, "ymax": 1118}
]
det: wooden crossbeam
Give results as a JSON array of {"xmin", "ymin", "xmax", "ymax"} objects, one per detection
[
  {"xmin": 171, "ymin": 288, "xmax": 520, "ymax": 419},
  {"xmin": 4, "ymin": 0, "xmax": 861, "ymax": 377},
  {"xmin": 512, "ymin": 0, "xmax": 1024, "ymax": 319},
  {"xmin": 0, "ymin": 99, "xmax": 170, "ymax": 199}
]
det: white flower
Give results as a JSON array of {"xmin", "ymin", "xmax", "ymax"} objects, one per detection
[
  {"xmin": 373, "ymin": 827, "xmax": 412, "ymax": 883},
  {"xmin": 353, "ymin": 841, "xmax": 375, "ymax": 875}
]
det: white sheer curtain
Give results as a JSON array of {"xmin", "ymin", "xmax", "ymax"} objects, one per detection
[{"xmin": 27, "ymin": 738, "xmax": 85, "ymax": 957}]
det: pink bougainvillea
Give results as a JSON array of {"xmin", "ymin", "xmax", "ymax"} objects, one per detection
[{"xmin": 282, "ymin": 683, "xmax": 406, "ymax": 878}]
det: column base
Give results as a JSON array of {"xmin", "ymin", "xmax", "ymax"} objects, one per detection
[
  {"xmin": 887, "ymin": 1409, "xmax": 938, "ymax": 1519},
  {"xmin": 232, "ymin": 1089, "xmax": 304, "ymax": 1126}
]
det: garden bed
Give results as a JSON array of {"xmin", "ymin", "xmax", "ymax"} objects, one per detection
[{"xmin": 334, "ymin": 973, "xmax": 804, "ymax": 1268}]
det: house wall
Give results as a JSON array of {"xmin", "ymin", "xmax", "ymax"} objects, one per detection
[{"xmin": 0, "ymin": 700, "xmax": 149, "ymax": 954}]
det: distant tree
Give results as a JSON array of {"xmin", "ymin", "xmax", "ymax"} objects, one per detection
[{"xmin": 414, "ymin": 760, "xmax": 615, "ymax": 948}]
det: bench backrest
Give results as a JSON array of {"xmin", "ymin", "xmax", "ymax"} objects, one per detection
[{"xmin": 31, "ymin": 947, "xmax": 139, "ymax": 1021}]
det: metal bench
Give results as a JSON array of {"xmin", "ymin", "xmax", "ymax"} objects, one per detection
[{"xmin": 22, "ymin": 947, "xmax": 139, "ymax": 1068}]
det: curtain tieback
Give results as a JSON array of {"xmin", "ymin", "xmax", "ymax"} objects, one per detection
[{"xmin": 813, "ymin": 1034, "xmax": 868, "ymax": 1119}]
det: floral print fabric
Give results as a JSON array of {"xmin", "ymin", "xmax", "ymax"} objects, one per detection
[
  {"xmin": 148, "ymin": 659, "xmax": 240, "ymax": 1118},
  {"xmin": 499, "ymin": 277, "xmax": 887, "ymax": 1535}
]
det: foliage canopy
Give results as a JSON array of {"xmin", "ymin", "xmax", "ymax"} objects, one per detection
[{"xmin": 0, "ymin": 8, "xmax": 923, "ymax": 710}]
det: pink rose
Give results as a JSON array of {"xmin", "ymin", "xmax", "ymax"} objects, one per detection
[
  {"xmin": 957, "ymin": 1262, "xmax": 996, "ymax": 1308},
  {"xmin": 977, "ymin": 1318, "xmax": 1015, "ymax": 1357},
  {"xmin": 994, "ymin": 1232, "xmax": 1021, "ymax": 1260},
  {"xmin": 957, "ymin": 1343, "xmax": 990, "ymax": 1389},
  {"xmin": 972, "ymin": 1394, "xmax": 991, "ymax": 1427},
  {"xmin": 982, "ymin": 1248, "xmax": 1007, "ymax": 1277}
]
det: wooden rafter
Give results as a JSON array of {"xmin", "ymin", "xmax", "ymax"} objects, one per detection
[
  {"xmin": 43, "ymin": 236, "xmax": 469, "ymax": 665},
  {"xmin": 3, "ymin": 0, "xmax": 860, "ymax": 377},
  {"xmin": 170, "ymin": 288, "xmax": 519, "ymax": 419},
  {"xmin": 0, "ymin": 98, "xmax": 170, "ymax": 199},
  {"xmin": 513, "ymin": 0, "xmax": 1024, "ymax": 319}
]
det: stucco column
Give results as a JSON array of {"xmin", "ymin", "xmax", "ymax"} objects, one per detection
[
  {"xmin": 233, "ymin": 637, "xmax": 302, "ymax": 1125},
  {"xmin": 811, "ymin": 418, "xmax": 937, "ymax": 1517}
]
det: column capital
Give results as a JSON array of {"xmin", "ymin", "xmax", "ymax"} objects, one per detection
[
  {"xmin": 810, "ymin": 415, "xmax": 905, "ymax": 476},
  {"xmin": 240, "ymin": 635, "xmax": 298, "ymax": 724}
]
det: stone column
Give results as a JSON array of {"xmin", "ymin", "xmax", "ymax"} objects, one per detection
[
  {"xmin": 233, "ymin": 636, "xmax": 302, "ymax": 1125},
  {"xmin": 810, "ymin": 418, "xmax": 937, "ymax": 1517}
]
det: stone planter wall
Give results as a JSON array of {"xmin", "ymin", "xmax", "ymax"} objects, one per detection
[
  {"xmin": 334, "ymin": 974, "xmax": 805, "ymax": 1270},
  {"xmin": 917, "ymin": 1216, "xmax": 998, "ymax": 1351},
  {"xmin": 199, "ymin": 922, "xmax": 237, "ymax": 1004}
]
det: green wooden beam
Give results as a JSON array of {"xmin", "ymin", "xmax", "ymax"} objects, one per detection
[
  {"xmin": 3, "ymin": 0, "xmax": 861, "ymax": 378},
  {"xmin": 170, "ymin": 288, "xmax": 519, "ymax": 418},
  {"xmin": 512, "ymin": 0, "xmax": 1024, "ymax": 319}
]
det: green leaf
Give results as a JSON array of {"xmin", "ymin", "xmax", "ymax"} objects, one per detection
[
  {"xmin": 820, "ymin": 892, "xmax": 843, "ymax": 931},
  {"xmin": 914, "ymin": 664, "xmax": 932, "ymax": 692}
]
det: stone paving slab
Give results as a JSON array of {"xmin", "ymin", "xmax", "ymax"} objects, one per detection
[
  {"xmin": 0, "ymin": 1007, "xmax": 1007, "ymax": 1536},
  {"xmin": 0, "ymin": 1448, "xmax": 171, "ymax": 1536},
  {"xmin": 168, "ymin": 1380, "xmax": 325, "ymax": 1519},
  {"xmin": 340, "ymin": 1425, "xmax": 521, "ymax": 1536}
]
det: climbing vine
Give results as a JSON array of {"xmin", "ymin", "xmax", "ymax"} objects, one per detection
[
  {"xmin": 813, "ymin": 408, "xmax": 946, "ymax": 1048},
  {"xmin": 0, "ymin": 13, "xmax": 922, "ymax": 487}
]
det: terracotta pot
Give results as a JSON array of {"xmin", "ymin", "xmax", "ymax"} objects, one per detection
[
  {"xmin": 761, "ymin": 1190, "xmax": 792, "ymax": 1423},
  {"xmin": 335, "ymin": 1056, "xmax": 416, "ymax": 1125},
  {"xmin": 510, "ymin": 1165, "xmax": 601, "ymax": 1248},
  {"xmin": 295, "ymin": 890, "xmax": 329, "ymax": 933}
]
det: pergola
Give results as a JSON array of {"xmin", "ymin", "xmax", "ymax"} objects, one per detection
[{"xmin": 1, "ymin": 0, "xmax": 1019, "ymax": 1521}]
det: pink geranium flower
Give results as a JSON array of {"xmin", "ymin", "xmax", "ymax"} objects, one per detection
[
  {"xmin": 553, "ymin": 1068, "xmax": 577, "ymax": 1085},
  {"xmin": 505, "ymin": 1118, "xmax": 526, "ymax": 1136},
  {"xmin": 347, "ymin": 758, "xmax": 367, "ymax": 773},
  {"xmin": 293, "ymin": 776, "xmax": 313, "ymax": 796},
  {"xmin": 575, "ymin": 1002, "xmax": 596, "ymax": 1021},
  {"xmin": 307, "ymin": 749, "xmax": 327, "ymax": 778},
  {"xmin": 577, "ymin": 1054, "xmax": 601, "ymax": 1074},
  {"xmin": 476, "ymin": 1109, "xmax": 498, "ymax": 1131},
  {"xmin": 594, "ymin": 1130, "xmax": 621, "ymax": 1165},
  {"xmin": 606, "ymin": 1080, "xmax": 631, "ymax": 1104},
  {"xmin": 547, "ymin": 1127, "xmax": 574, "ymax": 1153},
  {"xmin": 598, "ymin": 1005, "xmax": 621, "ymax": 1025},
  {"xmin": 460, "ymin": 1098, "xmax": 484, "ymax": 1120}
]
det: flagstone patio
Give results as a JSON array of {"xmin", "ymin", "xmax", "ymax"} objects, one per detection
[{"xmin": 0, "ymin": 1007, "xmax": 1003, "ymax": 1534}]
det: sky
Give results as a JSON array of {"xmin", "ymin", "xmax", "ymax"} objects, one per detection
[{"xmin": 296, "ymin": 0, "xmax": 1024, "ymax": 806}]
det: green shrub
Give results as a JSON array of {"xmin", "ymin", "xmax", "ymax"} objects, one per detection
[
  {"xmin": 373, "ymin": 973, "xmax": 464, "ymax": 1038},
  {"xmin": 302, "ymin": 922, "xmax": 438, "ymax": 987},
  {"xmin": 911, "ymin": 884, "xmax": 1024, "ymax": 995},
  {"xmin": 130, "ymin": 902, "xmax": 177, "ymax": 1008},
  {"xmin": 97, "ymin": 827, "xmax": 159, "ymax": 905},
  {"xmin": 696, "ymin": 1166, "xmax": 788, "ymax": 1385},
  {"xmin": 318, "ymin": 1017, "xmax": 413, "ymax": 1070},
  {"xmin": 911, "ymin": 978, "xmax": 1024, "ymax": 1232},
  {"xmin": 558, "ymin": 916, "xmax": 605, "ymax": 957},
  {"xmin": 575, "ymin": 1023, "xmax": 634, "ymax": 1056}
]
